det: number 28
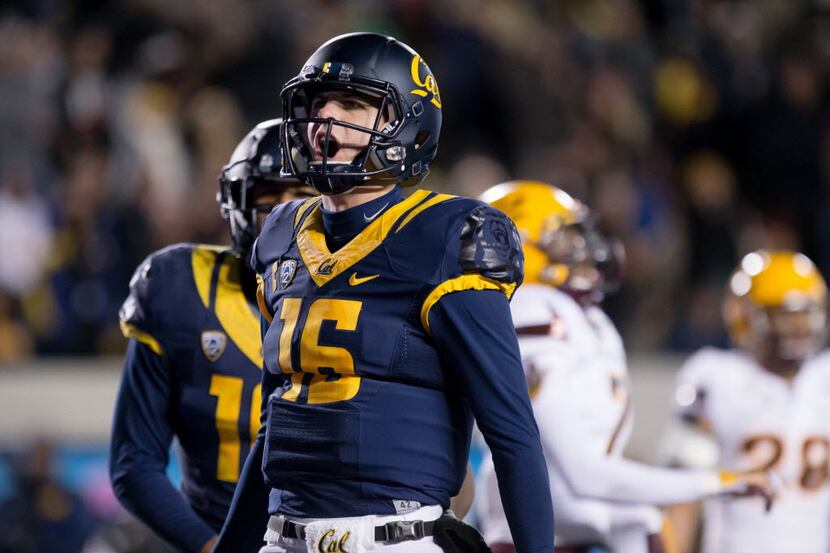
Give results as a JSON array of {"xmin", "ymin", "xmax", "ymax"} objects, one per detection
[{"xmin": 742, "ymin": 434, "xmax": 830, "ymax": 491}]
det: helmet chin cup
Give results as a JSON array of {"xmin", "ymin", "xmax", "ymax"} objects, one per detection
[{"xmin": 306, "ymin": 162, "xmax": 360, "ymax": 195}]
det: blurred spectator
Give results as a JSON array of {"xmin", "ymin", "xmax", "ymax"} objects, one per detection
[
  {"xmin": 0, "ymin": 160, "xmax": 53, "ymax": 297},
  {"xmin": 1, "ymin": 0, "xmax": 830, "ymax": 355},
  {"xmin": 0, "ymin": 439, "xmax": 99, "ymax": 553},
  {"xmin": 0, "ymin": 291, "xmax": 34, "ymax": 362},
  {"xmin": 445, "ymin": 152, "xmax": 509, "ymax": 198}
]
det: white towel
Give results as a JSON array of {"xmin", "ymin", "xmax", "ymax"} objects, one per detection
[{"xmin": 303, "ymin": 518, "xmax": 371, "ymax": 553}]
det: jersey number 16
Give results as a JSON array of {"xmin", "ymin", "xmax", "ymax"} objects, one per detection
[{"xmin": 277, "ymin": 297, "xmax": 363, "ymax": 404}]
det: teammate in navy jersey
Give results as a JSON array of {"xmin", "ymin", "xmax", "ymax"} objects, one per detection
[
  {"xmin": 215, "ymin": 33, "xmax": 553, "ymax": 553},
  {"xmin": 109, "ymin": 120, "xmax": 316, "ymax": 553}
]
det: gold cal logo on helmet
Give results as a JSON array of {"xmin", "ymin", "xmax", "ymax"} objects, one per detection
[{"xmin": 410, "ymin": 55, "xmax": 442, "ymax": 109}]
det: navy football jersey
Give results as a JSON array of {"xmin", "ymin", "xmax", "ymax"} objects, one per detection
[
  {"xmin": 116, "ymin": 244, "xmax": 263, "ymax": 531},
  {"xmin": 253, "ymin": 190, "xmax": 522, "ymax": 517}
]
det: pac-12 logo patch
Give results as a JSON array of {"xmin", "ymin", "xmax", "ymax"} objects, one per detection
[
  {"xmin": 201, "ymin": 331, "xmax": 227, "ymax": 362},
  {"xmin": 278, "ymin": 259, "xmax": 298, "ymax": 289}
]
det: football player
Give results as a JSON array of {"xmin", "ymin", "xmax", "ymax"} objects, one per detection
[
  {"xmin": 213, "ymin": 33, "xmax": 553, "ymax": 553},
  {"xmin": 476, "ymin": 181, "xmax": 769, "ymax": 553},
  {"xmin": 109, "ymin": 120, "xmax": 316, "ymax": 553},
  {"xmin": 665, "ymin": 250, "xmax": 830, "ymax": 553}
]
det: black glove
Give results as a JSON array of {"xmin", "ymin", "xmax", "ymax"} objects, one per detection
[{"xmin": 432, "ymin": 514, "xmax": 492, "ymax": 553}]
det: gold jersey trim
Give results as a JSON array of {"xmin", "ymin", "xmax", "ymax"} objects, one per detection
[
  {"xmin": 394, "ymin": 193, "xmax": 455, "ymax": 233},
  {"xmin": 296, "ymin": 190, "xmax": 432, "ymax": 288},
  {"xmin": 191, "ymin": 246, "xmax": 262, "ymax": 367},
  {"xmin": 120, "ymin": 321, "xmax": 164, "ymax": 356},
  {"xmin": 256, "ymin": 273, "xmax": 273, "ymax": 323},
  {"xmin": 420, "ymin": 274, "xmax": 517, "ymax": 334},
  {"xmin": 293, "ymin": 197, "xmax": 322, "ymax": 229}
]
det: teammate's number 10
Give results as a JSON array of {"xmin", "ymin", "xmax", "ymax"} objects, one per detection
[
  {"xmin": 209, "ymin": 375, "xmax": 261, "ymax": 483},
  {"xmin": 278, "ymin": 297, "xmax": 363, "ymax": 404}
]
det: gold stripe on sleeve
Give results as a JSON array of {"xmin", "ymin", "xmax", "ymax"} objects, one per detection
[
  {"xmin": 420, "ymin": 274, "xmax": 517, "ymax": 334},
  {"xmin": 120, "ymin": 321, "xmax": 164, "ymax": 356}
]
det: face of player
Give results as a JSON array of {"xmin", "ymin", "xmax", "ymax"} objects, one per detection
[
  {"xmin": 307, "ymin": 90, "xmax": 386, "ymax": 163},
  {"xmin": 543, "ymin": 223, "xmax": 620, "ymax": 306},
  {"xmin": 753, "ymin": 306, "xmax": 827, "ymax": 374}
]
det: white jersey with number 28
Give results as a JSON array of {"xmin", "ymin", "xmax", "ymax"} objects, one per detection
[{"xmin": 676, "ymin": 347, "xmax": 830, "ymax": 553}]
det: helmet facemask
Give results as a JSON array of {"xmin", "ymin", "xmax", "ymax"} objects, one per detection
[
  {"xmin": 218, "ymin": 119, "xmax": 317, "ymax": 260},
  {"xmin": 745, "ymin": 303, "xmax": 827, "ymax": 374},
  {"xmin": 281, "ymin": 80, "xmax": 411, "ymax": 195},
  {"xmin": 219, "ymin": 171, "xmax": 314, "ymax": 259},
  {"xmin": 535, "ymin": 220, "xmax": 625, "ymax": 305},
  {"xmin": 219, "ymin": 162, "xmax": 257, "ymax": 257}
]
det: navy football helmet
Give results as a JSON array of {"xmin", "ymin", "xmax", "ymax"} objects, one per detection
[
  {"xmin": 218, "ymin": 119, "xmax": 311, "ymax": 256},
  {"xmin": 280, "ymin": 32, "xmax": 442, "ymax": 195}
]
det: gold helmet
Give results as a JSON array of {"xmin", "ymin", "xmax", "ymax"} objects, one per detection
[
  {"xmin": 481, "ymin": 180, "xmax": 623, "ymax": 303},
  {"xmin": 724, "ymin": 250, "xmax": 827, "ymax": 371}
]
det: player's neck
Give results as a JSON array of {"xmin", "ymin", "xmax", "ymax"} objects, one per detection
[
  {"xmin": 759, "ymin": 355, "xmax": 801, "ymax": 382},
  {"xmin": 321, "ymin": 183, "xmax": 398, "ymax": 212}
]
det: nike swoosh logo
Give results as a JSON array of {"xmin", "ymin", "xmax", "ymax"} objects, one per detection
[
  {"xmin": 349, "ymin": 272, "xmax": 380, "ymax": 286},
  {"xmin": 363, "ymin": 203, "xmax": 389, "ymax": 223}
]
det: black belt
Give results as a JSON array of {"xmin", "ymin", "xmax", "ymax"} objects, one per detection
[{"xmin": 270, "ymin": 516, "xmax": 436, "ymax": 544}]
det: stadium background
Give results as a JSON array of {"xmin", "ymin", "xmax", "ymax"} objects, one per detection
[{"xmin": 1, "ymin": 0, "xmax": 829, "ymax": 550}]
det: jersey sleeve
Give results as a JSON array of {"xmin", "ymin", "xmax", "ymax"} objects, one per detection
[
  {"xmin": 476, "ymin": 455, "xmax": 513, "ymax": 546},
  {"xmin": 429, "ymin": 289, "xmax": 553, "ymax": 552},
  {"xmin": 110, "ymin": 340, "xmax": 216, "ymax": 552},
  {"xmin": 119, "ymin": 255, "xmax": 165, "ymax": 356},
  {"xmin": 532, "ymin": 352, "xmax": 723, "ymax": 504},
  {"xmin": 113, "ymin": 249, "xmax": 219, "ymax": 551},
  {"xmin": 607, "ymin": 504, "xmax": 664, "ymax": 536},
  {"xmin": 420, "ymin": 203, "xmax": 524, "ymax": 334}
]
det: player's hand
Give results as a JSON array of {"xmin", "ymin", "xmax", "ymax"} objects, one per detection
[
  {"xmin": 717, "ymin": 470, "xmax": 775, "ymax": 511},
  {"xmin": 200, "ymin": 535, "xmax": 218, "ymax": 553}
]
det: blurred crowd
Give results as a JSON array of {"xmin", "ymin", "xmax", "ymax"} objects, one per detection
[
  {"xmin": 0, "ymin": 439, "xmax": 173, "ymax": 553},
  {"xmin": 2, "ymin": 0, "xmax": 830, "ymax": 361}
]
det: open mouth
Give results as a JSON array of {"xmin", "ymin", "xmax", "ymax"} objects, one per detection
[{"xmin": 314, "ymin": 131, "xmax": 341, "ymax": 159}]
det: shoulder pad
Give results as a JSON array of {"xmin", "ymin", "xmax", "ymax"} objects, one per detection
[
  {"xmin": 118, "ymin": 244, "xmax": 196, "ymax": 355},
  {"xmin": 456, "ymin": 204, "xmax": 524, "ymax": 286},
  {"xmin": 252, "ymin": 198, "xmax": 319, "ymax": 272},
  {"xmin": 120, "ymin": 257, "xmax": 153, "ymax": 329},
  {"xmin": 415, "ymin": 200, "xmax": 524, "ymax": 333}
]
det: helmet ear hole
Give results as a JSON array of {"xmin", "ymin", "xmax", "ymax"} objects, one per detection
[{"xmin": 414, "ymin": 130, "xmax": 431, "ymax": 150}]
